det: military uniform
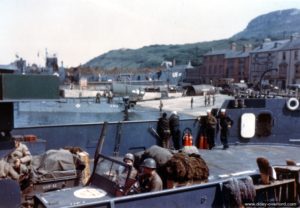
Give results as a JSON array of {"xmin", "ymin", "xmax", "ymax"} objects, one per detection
[
  {"xmin": 139, "ymin": 172, "xmax": 163, "ymax": 192},
  {"xmin": 157, "ymin": 115, "xmax": 171, "ymax": 148},
  {"xmin": 7, "ymin": 143, "xmax": 32, "ymax": 176},
  {"xmin": 205, "ymin": 114, "xmax": 217, "ymax": 149},
  {"xmin": 169, "ymin": 113, "xmax": 181, "ymax": 150},
  {"xmin": 218, "ymin": 114, "xmax": 233, "ymax": 149},
  {"xmin": 128, "ymin": 167, "xmax": 138, "ymax": 180},
  {"xmin": 0, "ymin": 160, "xmax": 19, "ymax": 180}
]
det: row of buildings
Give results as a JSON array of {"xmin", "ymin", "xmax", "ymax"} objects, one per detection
[
  {"xmin": 2, "ymin": 35, "xmax": 300, "ymax": 90},
  {"xmin": 186, "ymin": 34, "xmax": 300, "ymax": 89}
]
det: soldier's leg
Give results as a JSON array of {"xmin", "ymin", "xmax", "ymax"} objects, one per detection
[
  {"xmin": 220, "ymin": 131, "xmax": 229, "ymax": 149},
  {"xmin": 207, "ymin": 129, "xmax": 213, "ymax": 149},
  {"xmin": 161, "ymin": 137, "xmax": 167, "ymax": 148},
  {"xmin": 172, "ymin": 130, "xmax": 180, "ymax": 150},
  {"xmin": 175, "ymin": 130, "xmax": 181, "ymax": 149},
  {"xmin": 211, "ymin": 131, "xmax": 215, "ymax": 147}
]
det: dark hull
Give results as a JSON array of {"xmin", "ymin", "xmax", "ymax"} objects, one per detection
[
  {"xmin": 223, "ymin": 98, "xmax": 300, "ymax": 145},
  {"xmin": 12, "ymin": 99, "xmax": 300, "ymax": 155},
  {"xmin": 13, "ymin": 120, "xmax": 197, "ymax": 156}
]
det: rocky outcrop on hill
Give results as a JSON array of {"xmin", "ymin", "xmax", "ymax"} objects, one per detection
[{"xmin": 232, "ymin": 9, "xmax": 300, "ymax": 40}]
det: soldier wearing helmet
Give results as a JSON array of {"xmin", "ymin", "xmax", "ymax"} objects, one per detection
[
  {"xmin": 139, "ymin": 158, "xmax": 162, "ymax": 192},
  {"xmin": 123, "ymin": 153, "xmax": 137, "ymax": 180},
  {"xmin": 115, "ymin": 153, "xmax": 139, "ymax": 196}
]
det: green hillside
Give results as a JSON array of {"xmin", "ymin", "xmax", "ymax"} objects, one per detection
[
  {"xmin": 84, "ymin": 9, "xmax": 300, "ymax": 70},
  {"xmin": 85, "ymin": 39, "xmax": 260, "ymax": 70}
]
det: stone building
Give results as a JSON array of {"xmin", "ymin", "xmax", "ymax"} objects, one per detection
[
  {"xmin": 202, "ymin": 43, "xmax": 251, "ymax": 85},
  {"xmin": 249, "ymin": 35, "xmax": 300, "ymax": 89},
  {"xmin": 280, "ymin": 36, "xmax": 300, "ymax": 86},
  {"xmin": 249, "ymin": 39, "xmax": 289, "ymax": 89}
]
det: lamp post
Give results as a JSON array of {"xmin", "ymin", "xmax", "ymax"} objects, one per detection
[{"xmin": 258, "ymin": 68, "xmax": 278, "ymax": 94}]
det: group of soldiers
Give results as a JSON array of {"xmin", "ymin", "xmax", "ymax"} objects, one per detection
[
  {"xmin": 204, "ymin": 94, "xmax": 216, "ymax": 106},
  {"xmin": 117, "ymin": 153, "xmax": 162, "ymax": 195},
  {"xmin": 95, "ymin": 90, "xmax": 114, "ymax": 104},
  {"xmin": 0, "ymin": 138, "xmax": 32, "ymax": 182},
  {"xmin": 156, "ymin": 108, "xmax": 233, "ymax": 151},
  {"xmin": 122, "ymin": 108, "xmax": 234, "ymax": 195},
  {"xmin": 156, "ymin": 111, "xmax": 181, "ymax": 150},
  {"xmin": 197, "ymin": 108, "xmax": 233, "ymax": 150},
  {"xmin": 0, "ymin": 139, "xmax": 162, "ymax": 195}
]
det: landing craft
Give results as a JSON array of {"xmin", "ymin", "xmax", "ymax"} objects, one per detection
[
  {"xmin": 1, "ymin": 74, "xmax": 300, "ymax": 207},
  {"xmin": 5, "ymin": 97, "xmax": 300, "ymax": 207}
]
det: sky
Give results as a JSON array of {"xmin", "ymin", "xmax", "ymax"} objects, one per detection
[{"xmin": 1, "ymin": 0, "xmax": 300, "ymax": 67}]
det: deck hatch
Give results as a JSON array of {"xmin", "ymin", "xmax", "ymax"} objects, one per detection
[
  {"xmin": 256, "ymin": 113, "xmax": 273, "ymax": 137},
  {"xmin": 241, "ymin": 113, "xmax": 256, "ymax": 138}
]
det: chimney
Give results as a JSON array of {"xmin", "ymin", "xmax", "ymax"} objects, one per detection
[
  {"xmin": 248, "ymin": 44, "xmax": 252, "ymax": 51},
  {"xmin": 260, "ymin": 44, "xmax": 264, "ymax": 49},
  {"xmin": 290, "ymin": 33, "xmax": 299, "ymax": 41},
  {"xmin": 274, "ymin": 42, "xmax": 279, "ymax": 48},
  {"xmin": 172, "ymin": 59, "xmax": 176, "ymax": 67},
  {"xmin": 243, "ymin": 44, "xmax": 252, "ymax": 52},
  {"xmin": 230, "ymin": 42, "xmax": 237, "ymax": 51},
  {"xmin": 187, "ymin": 60, "xmax": 193, "ymax": 69}
]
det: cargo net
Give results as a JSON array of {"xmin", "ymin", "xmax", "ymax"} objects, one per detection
[
  {"xmin": 136, "ymin": 145, "xmax": 209, "ymax": 184},
  {"xmin": 163, "ymin": 152, "xmax": 209, "ymax": 182}
]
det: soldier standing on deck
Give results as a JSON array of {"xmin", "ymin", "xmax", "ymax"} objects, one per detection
[
  {"xmin": 169, "ymin": 111, "xmax": 181, "ymax": 150},
  {"xmin": 157, "ymin": 112, "xmax": 171, "ymax": 148},
  {"xmin": 217, "ymin": 109, "xmax": 234, "ymax": 150},
  {"xmin": 205, "ymin": 109, "xmax": 217, "ymax": 150}
]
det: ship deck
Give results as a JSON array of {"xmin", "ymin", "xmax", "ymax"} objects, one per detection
[{"xmin": 198, "ymin": 143, "xmax": 300, "ymax": 181}]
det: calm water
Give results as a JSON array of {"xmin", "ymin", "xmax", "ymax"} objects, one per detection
[{"xmin": 14, "ymin": 105, "xmax": 193, "ymax": 127}]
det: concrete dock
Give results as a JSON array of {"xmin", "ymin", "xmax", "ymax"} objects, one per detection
[{"xmin": 136, "ymin": 94, "xmax": 232, "ymax": 117}]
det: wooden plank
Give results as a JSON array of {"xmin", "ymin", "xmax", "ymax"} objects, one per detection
[
  {"xmin": 254, "ymin": 179, "xmax": 296, "ymax": 203},
  {"xmin": 274, "ymin": 165, "xmax": 300, "ymax": 172},
  {"xmin": 254, "ymin": 179, "xmax": 295, "ymax": 190}
]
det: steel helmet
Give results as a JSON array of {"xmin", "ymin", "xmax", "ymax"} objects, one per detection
[
  {"xmin": 141, "ymin": 158, "xmax": 157, "ymax": 169},
  {"xmin": 123, "ymin": 153, "xmax": 135, "ymax": 163}
]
